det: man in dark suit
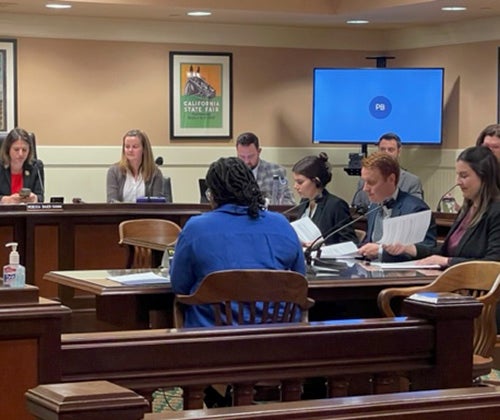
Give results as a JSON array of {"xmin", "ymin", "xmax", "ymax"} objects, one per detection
[
  {"xmin": 352, "ymin": 132, "xmax": 423, "ymax": 213},
  {"xmin": 236, "ymin": 132, "xmax": 295, "ymax": 205},
  {"xmin": 358, "ymin": 152, "xmax": 436, "ymax": 262}
]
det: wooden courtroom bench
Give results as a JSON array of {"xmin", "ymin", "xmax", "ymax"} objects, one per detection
[
  {"xmin": 54, "ymin": 295, "xmax": 482, "ymax": 410},
  {"xmin": 26, "ymin": 382, "xmax": 500, "ymax": 419},
  {"xmin": 0, "ymin": 286, "xmax": 69, "ymax": 420}
]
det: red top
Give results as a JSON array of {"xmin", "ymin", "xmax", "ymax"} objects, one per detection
[{"xmin": 11, "ymin": 173, "xmax": 23, "ymax": 194}]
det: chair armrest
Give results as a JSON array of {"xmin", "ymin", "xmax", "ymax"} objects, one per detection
[{"xmin": 377, "ymin": 286, "xmax": 431, "ymax": 317}]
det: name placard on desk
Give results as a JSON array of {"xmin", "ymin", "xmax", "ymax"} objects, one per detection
[{"xmin": 26, "ymin": 203, "xmax": 63, "ymax": 211}]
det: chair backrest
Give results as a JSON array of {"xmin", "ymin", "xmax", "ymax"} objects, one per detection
[
  {"xmin": 163, "ymin": 176, "xmax": 173, "ymax": 203},
  {"xmin": 118, "ymin": 218, "xmax": 181, "ymax": 268},
  {"xmin": 198, "ymin": 178, "xmax": 209, "ymax": 203},
  {"xmin": 174, "ymin": 269, "xmax": 315, "ymax": 328},
  {"xmin": 0, "ymin": 131, "xmax": 38, "ymax": 159},
  {"xmin": 378, "ymin": 261, "xmax": 500, "ymax": 358}
]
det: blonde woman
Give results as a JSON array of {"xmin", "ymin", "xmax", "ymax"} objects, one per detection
[{"xmin": 106, "ymin": 129, "xmax": 164, "ymax": 202}]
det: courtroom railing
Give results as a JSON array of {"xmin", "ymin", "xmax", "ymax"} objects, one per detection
[
  {"xmin": 26, "ymin": 383, "xmax": 500, "ymax": 420},
  {"xmin": 53, "ymin": 295, "xmax": 481, "ymax": 410}
]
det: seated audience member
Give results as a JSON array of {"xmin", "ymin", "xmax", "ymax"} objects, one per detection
[
  {"xmin": 236, "ymin": 131, "xmax": 295, "ymax": 205},
  {"xmin": 292, "ymin": 152, "xmax": 358, "ymax": 245},
  {"xmin": 358, "ymin": 152, "xmax": 436, "ymax": 262},
  {"xmin": 352, "ymin": 132, "xmax": 423, "ymax": 212},
  {"xmin": 106, "ymin": 129, "xmax": 164, "ymax": 202},
  {"xmin": 170, "ymin": 157, "xmax": 305, "ymax": 328},
  {"xmin": 0, "ymin": 127, "xmax": 43, "ymax": 203},
  {"xmin": 385, "ymin": 146, "xmax": 500, "ymax": 266},
  {"xmin": 476, "ymin": 123, "xmax": 500, "ymax": 162}
]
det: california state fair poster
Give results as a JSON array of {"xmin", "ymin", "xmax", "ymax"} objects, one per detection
[{"xmin": 169, "ymin": 52, "xmax": 232, "ymax": 139}]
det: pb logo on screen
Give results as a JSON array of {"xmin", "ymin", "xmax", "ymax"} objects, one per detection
[{"xmin": 369, "ymin": 96, "xmax": 392, "ymax": 119}]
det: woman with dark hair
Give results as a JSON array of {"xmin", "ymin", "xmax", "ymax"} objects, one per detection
[
  {"xmin": 106, "ymin": 129, "xmax": 164, "ymax": 202},
  {"xmin": 476, "ymin": 123, "xmax": 500, "ymax": 161},
  {"xmin": 0, "ymin": 127, "xmax": 43, "ymax": 203},
  {"xmin": 170, "ymin": 157, "xmax": 305, "ymax": 328},
  {"xmin": 292, "ymin": 152, "xmax": 358, "ymax": 245},
  {"xmin": 385, "ymin": 146, "xmax": 500, "ymax": 266}
]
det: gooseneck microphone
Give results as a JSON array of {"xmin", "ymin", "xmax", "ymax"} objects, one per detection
[
  {"xmin": 436, "ymin": 184, "xmax": 458, "ymax": 212},
  {"xmin": 281, "ymin": 195, "xmax": 322, "ymax": 217},
  {"xmin": 304, "ymin": 197, "xmax": 397, "ymax": 267},
  {"xmin": 281, "ymin": 198, "xmax": 309, "ymax": 217},
  {"xmin": 34, "ymin": 159, "xmax": 45, "ymax": 202},
  {"xmin": 155, "ymin": 156, "xmax": 164, "ymax": 166}
]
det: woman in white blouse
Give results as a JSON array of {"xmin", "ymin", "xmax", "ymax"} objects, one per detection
[{"xmin": 106, "ymin": 129, "xmax": 164, "ymax": 203}]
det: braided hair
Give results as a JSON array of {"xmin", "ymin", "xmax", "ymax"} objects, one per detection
[{"xmin": 206, "ymin": 157, "xmax": 266, "ymax": 218}]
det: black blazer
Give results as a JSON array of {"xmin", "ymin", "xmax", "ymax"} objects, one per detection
[
  {"xmin": 298, "ymin": 189, "xmax": 358, "ymax": 245},
  {"xmin": 0, "ymin": 160, "xmax": 44, "ymax": 202},
  {"xmin": 416, "ymin": 200, "xmax": 500, "ymax": 265}
]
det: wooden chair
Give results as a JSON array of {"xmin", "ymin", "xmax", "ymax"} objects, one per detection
[
  {"xmin": 118, "ymin": 218, "xmax": 181, "ymax": 268},
  {"xmin": 173, "ymin": 269, "xmax": 315, "ymax": 328},
  {"xmin": 378, "ymin": 261, "xmax": 500, "ymax": 380}
]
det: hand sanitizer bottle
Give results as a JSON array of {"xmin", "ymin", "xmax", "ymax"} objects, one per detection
[{"xmin": 3, "ymin": 242, "xmax": 25, "ymax": 287}]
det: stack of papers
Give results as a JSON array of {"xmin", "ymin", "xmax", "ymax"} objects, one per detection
[
  {"xmin": 107, "ymin": 272, "xmax": 170, "ymax": 285},
  {"xmin": 315, "ymin": 241, "xmax": 360, "ymax": 259},
  {"xmin": 379, "ymin": 210, "xmax": 431, "ymax": 245}
]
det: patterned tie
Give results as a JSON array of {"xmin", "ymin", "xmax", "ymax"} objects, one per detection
[{"xmin": 372, "ymin": 206, "xmax": 384, "ymax": 243}]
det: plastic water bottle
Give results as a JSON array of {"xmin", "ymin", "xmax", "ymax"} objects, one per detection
[{"xmin": 271, "ymin": 175, "xmax": 280, "ymax": 205}]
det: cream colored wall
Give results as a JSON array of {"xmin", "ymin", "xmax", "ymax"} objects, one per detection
[
  {"xmin": 40, "ymin": 144, "xmax": 459, "ymax": 209},
  {"xmin": 2, "ymin": 14, "xmax": 499, "ymax": 207}
]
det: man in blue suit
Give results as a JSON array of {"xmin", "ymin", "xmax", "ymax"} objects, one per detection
[{"xmin": 357, "ymin": 152, "xmax": 436, "ymax": 262}]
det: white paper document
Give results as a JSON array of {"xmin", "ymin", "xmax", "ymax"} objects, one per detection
[
  {"xmin": 107, "ymin": 271, "xmax": 170, "ymax": 285},
  {"xmin": 369, "ymin": 261, "xmax": 441, "ymax": 270},
  {"xmin": 379, "ymin": 210, "xmax": 431, "ymax": 245},
  {"xmin": 317, "ymin": 241, "xmax": 360, "ymax": 259},
  {"xmin": 291, "ymin": 217, "xmax": 322, "ymax": 243}
]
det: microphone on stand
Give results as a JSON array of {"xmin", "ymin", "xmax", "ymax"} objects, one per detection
[
  {"xmin": 304, "ymin": 199, "xmax": 394, "ymax": 269},
  {"xmin": 281, "ymin": 199, "xmax": 309, "ymax": 217},
  {"xmin": 436, "ymin": 184, "xmax": 458, "ymax": 212},
  {"xmin": 281, "ymin": 194, "xmax": 322, "ymax": 217},
  {"xmin": 33, "ymin": 159, "xmax": 45, "ymax": 202}
]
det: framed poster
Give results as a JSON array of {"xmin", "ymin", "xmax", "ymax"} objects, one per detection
[
  {"xmin": 0, "ymin": 39, "xmax": 17, "ymax": 134},
  {"xmin": 169, "ymin": 51, "xmax": 232, "ymax": 139}
]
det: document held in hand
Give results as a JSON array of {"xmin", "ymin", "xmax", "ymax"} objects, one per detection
[
  {"xmin": 379, "ymin": 209, "xmax": 431, "ymax": 245},
  {"xmin": 291, "ymin": 217, "xmax": 322, "ymax": 243}
]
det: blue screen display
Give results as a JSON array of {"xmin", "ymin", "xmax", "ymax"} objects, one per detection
[{"xmin": 312, "ymin": 68, "xmax": 444, "ymax": 145}]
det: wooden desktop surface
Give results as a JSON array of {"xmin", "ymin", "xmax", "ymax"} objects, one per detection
[
  {"xmin": 0, "ymin": 202, "xmax": 452, "ymax": 298},
  {"xmin": 44, "ymin": 265, "xmax": 438, "ymax": 330}
]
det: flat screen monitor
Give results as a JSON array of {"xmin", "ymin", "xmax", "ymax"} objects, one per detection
[{"xmin": 312, "ymin": 67, "xmax": 444, "ymax": 145}]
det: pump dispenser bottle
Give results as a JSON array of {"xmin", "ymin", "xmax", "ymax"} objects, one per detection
[{"xmin": 3, "ymin": 242, "xmax": 25, "ymax": 287}]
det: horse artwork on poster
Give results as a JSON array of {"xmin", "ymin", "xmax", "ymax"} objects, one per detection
[{"xmin": 184, "ymin": 65, "xmax": 216, "ymax": 99}]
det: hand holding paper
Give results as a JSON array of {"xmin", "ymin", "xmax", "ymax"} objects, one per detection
[
  {"xmin": 291, "ymin": 217, "xmax": 322, "ymax": 244},
  {"xmin": 379, "ymin": 210, "xmax": 431, "ymax": 245}
]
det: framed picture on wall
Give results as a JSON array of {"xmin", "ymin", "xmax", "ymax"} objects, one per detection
[
  {"xmin": 0, "ymin": 39, "xmax": 17, "ymax": 134},
  {"xmin": 169, "ymin": 51, "xmax": 232, "ymax": 139}
]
